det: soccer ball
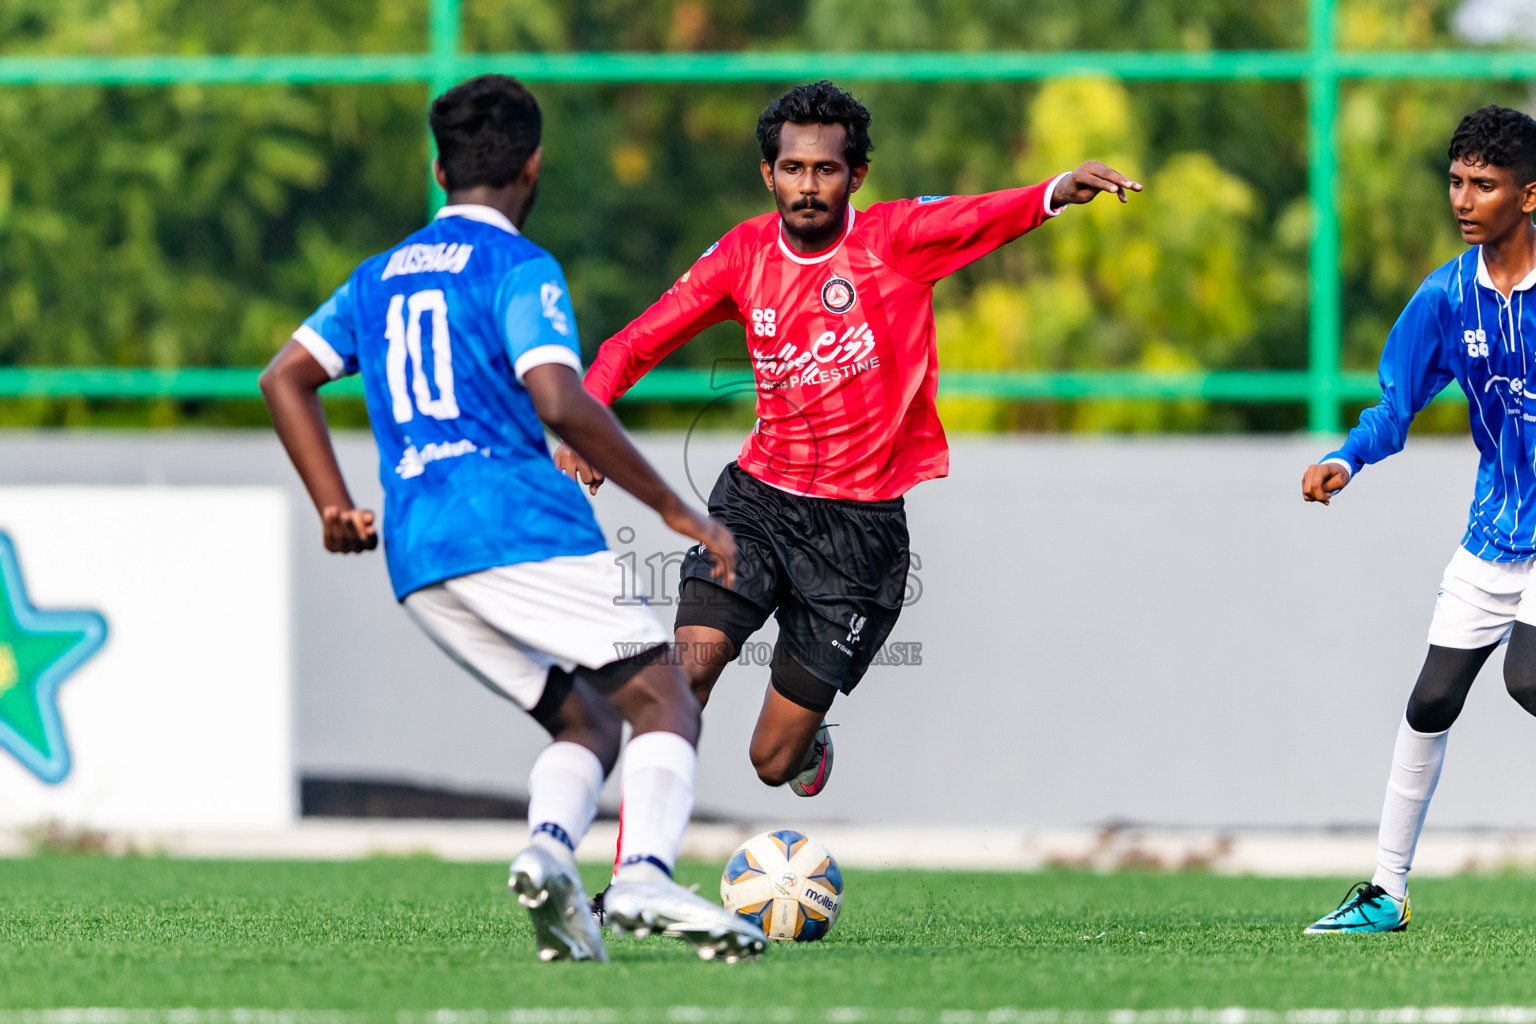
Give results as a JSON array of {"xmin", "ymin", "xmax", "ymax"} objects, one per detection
[{"xmin": 720, "ymin": 829, "xmax": 843, "ymax": 941}]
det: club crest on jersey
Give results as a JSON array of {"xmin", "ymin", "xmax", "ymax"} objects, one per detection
[{"xmin": 821, "ymin": 276, "xmax": 857, "ymax": 315}]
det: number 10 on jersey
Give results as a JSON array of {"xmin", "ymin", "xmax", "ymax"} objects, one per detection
[{"xmin": 386, "ymin": 289, "xmax": 460, "ymax": 422}]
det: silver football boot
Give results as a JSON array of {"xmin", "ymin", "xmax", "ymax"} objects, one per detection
[
  {"xmin": 789, "ymin": 723, "xmax": 835, "ymax": 797},
  {"xmin": 509, "ymin": 844, "xmax": 609, "ymax": 962},
  {"xmin": 604, "ymin": 874, "xmax": 767, "ymax": 962}
]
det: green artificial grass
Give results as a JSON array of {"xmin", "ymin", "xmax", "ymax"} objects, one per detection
[{"xmin": 3, "ymin": 857, "xmax": 1536, "ymax": 1019}]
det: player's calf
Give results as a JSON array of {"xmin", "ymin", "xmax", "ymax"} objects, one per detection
[
  {"xmin": 749, "ymin": 665, "xmax": 834, "ymax": 788},
  {"xmin": 536, "ymin": 670, "xmax": 624, "ymax": 772}
]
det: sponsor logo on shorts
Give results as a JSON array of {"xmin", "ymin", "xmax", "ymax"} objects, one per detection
[{"xmin": 820, "ymin": 276, "xmax": 857, "ymax": 315}]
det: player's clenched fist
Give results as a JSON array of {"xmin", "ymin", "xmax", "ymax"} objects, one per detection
[
  {"xmin": 1301, "ymin": 463, "xmax": 1351, "ymax": 505},
  {"xmin": 321, "ymin": 505, "xmax": 378, "ymax": 553},
  {"xmin": 554, "ymin": 442, "xmax": 606, "ymax": 495},
  {"xmin": 1051, "ymin": 160, "xmax": 1144, "ymax": 206}
]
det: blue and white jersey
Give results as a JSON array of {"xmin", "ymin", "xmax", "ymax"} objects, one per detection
[
  {"xmin": 294, "ymin": 204, "xmax": 607, "ymax": 599},
  {"xmin": 1324, "ymin": 247, "xmax": 1536, "ymax": 562}
]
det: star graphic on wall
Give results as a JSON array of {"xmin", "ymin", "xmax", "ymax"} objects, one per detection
[{"xmin": 0, "ymin": 533, "xmax": 107, "ymax": 785}]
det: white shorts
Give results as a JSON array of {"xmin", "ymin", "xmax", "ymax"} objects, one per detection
[
  {"xmin": 1427, "ymin": 546, "xmax": 1536, "ymax": 649},
  {"xmin": 403, "ymin": 551, "xmax": 668, "ymax": 712}
]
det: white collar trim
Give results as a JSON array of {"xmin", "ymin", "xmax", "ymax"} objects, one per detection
[
  {"xmin": 435, "ymin": 204, "xmax": 521, "ymax": 235},
  {"xmin": 1475, "ymin": 246, "xmax": 1536, "ymax": 296},
  {"xmin": 777, "ymin": 206, "xmax": 856, "ymax": 265}
]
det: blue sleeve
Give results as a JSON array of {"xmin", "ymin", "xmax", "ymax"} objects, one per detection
[
  {"xmin": 294, "ymin": 277, "xmax": 360, "ymax": 379},
  {"xmin": 1322, "ymin": 283, "xmax": 1455, "ymax": 477},
  {"xmin": 494, "ymin": 254, "xmax": 584, "ymax": 382}
]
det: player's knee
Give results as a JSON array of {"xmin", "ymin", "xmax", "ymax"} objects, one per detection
[
  {"xmin": 749, "ymin": 741, "xmax": 797, "ymax": 787},
  {"xmin": 1405, "ymin": 690, "xmax": 1461, "ymax": 733}
]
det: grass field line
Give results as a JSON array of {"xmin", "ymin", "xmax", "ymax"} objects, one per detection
[{"xmin": 11, "ymin": 1010, "xmax": 1536, "ymax": 1024}]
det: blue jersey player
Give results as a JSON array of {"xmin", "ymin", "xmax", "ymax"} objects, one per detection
[
  {"xmin": 260, "ymin": 75, "xmax": 766, "ymax": 963},
  {"xmin": 1301, "ymin": 106, "xmax": 1536, "ymax": 934}
]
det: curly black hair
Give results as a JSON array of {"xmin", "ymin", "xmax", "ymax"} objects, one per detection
[
  {"xmin": 757, "ymin": 81, "xmax": 874, "ymax": 168},
  {"xmin": 1448, "ymin": 105, "xmax": 1536, "ymax": 185},
  {"xmin": 430, "ymin": 75, "xmax": 541, "ymax": 191}
]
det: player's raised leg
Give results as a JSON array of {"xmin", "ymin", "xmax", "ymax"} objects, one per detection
[
  {"xmin": 675, "ymin": 580, "xmax": 838, "ymax": 797},
  {"xmin": 750, "ymin": 649, "xmax": 838, "ymax": 796}
]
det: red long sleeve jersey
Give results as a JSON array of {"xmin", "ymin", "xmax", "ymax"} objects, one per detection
[{"xmin": 585, "ymin": 178, "xmax": 1065, "ymax": 500}]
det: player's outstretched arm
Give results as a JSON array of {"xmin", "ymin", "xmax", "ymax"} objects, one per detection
[
  {"xmin": 259, "ymin": 340, "xmax": 377, "ymax": 553},
  {"xmin": 525, "ymin": 362, "xmax": 736, "ymax": 587},
  {"xmin": 1301, "ymin": 462, "xmax": 1352, "ymax": 506},
  {"xmin": 1051, "ymin": 161, "xmax": 1144, "ymax": 206}
]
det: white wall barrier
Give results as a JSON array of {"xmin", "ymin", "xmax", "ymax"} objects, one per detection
[
  {"xmin": 0, "ymin": 487, "xmax": 292, "ymax": 830},
  {"xmin": 1, "ymin": 433, "xmax": 1531, "ymax": 833}
]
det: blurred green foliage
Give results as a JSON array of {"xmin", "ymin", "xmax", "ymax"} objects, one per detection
[{"xmin": 0, "ymin": 0, "xmax": 1519, "ymax": 430}]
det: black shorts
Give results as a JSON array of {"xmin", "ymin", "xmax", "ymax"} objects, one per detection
[{"xmin": 675, "ymin": 462, "xmax": 910, "ymax": 696}]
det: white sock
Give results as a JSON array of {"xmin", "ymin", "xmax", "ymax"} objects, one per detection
[
  {"xmin": 526, "ymin": 741, "xmax": 605, "ymax": 860},
  {"xmin": 1371, "ymin": 716, "xmax": 1448, "ymax": 899},
  {"xmin": 616, "ymin": 731, "xmax": 696, "ymax": 881}
]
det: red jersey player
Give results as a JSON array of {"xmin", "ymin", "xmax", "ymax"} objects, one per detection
[{"xmin": 557, "ymin": 80, "xmax": 1140, "ymax": 800}]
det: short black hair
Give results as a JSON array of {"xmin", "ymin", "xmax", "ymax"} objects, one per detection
[
  {"xmin": 430, "ymin": 75, "xmax": 541, "ymax": 191},
  {"xmin": 1448, "ymin": 105, "xmax": 1536, "ymax": 185},
  {"xmin": 757, "ymin": 81, "xmax": 873, "ymax": 168}
]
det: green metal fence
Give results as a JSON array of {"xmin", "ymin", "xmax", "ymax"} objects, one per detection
[{"xmin": 0, "ymin": 0, "xmax": 1527, "ymax": 429}]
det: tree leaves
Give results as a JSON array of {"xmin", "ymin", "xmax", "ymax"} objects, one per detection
[{"xmin": 0, "ymin": 0, "xmax": 1493, "ymax": 432}]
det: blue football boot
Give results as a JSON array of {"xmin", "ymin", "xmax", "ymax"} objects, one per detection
[{"xmin": 1304, "ymin": 881, "xmax": 1409, "ymax": 934}]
